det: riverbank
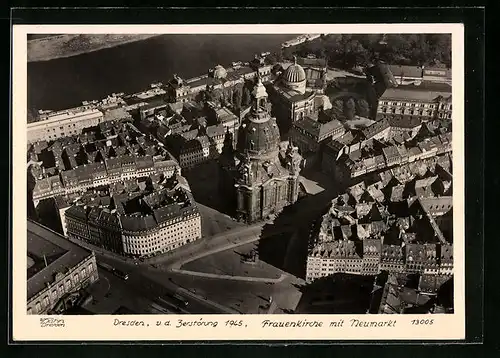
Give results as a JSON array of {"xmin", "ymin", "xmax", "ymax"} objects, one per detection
[
  {"xmin": 27, "ymin": 34, "xmax": 162, "ymax": 62},
  {"xmin": 28, "ymin": 34, "xmax": 293, "ymax": 111}
]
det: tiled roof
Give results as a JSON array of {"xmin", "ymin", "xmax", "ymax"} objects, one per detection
[
  {"xmin": 297, "ymin": 57, "xmax": 327, "ymax": 68},
  {"xmin": 293, "ymin": 117, "xmax": 343, "ymax": 139},
  {"xmin": 362, "ymin": 118, "xmax": 390, "ymax": 139},
  {"xmin": 206, "ymin": 124, "xmax": 226, "ymax": 138}
]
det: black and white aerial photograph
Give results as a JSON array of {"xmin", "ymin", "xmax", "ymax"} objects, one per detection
[{"xmin": 24, "ymin": 31, "xmax": 456, "ymax": 318}]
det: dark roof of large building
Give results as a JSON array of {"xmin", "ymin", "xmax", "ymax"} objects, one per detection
[
  {"xmin": 362, "ymin": 118, "xmax": 390, "ymax": 139},
  {"xmin": 380, "ymin": 82, "xmax": 452, "ymax": 102},
  {"xmin": 65, "ymin": 204, "xmax": 88, "ymax": 220},
  {"xmin": 297, "ymin": 56, "xmax": 327, "ymax": 68},
  {"xmin": 27, "ymin": 220, "xmax": 93, "ymax": 300},
  {"xmin": 293, "ymin": 117, "xmax": 343, "ymax": 139}
]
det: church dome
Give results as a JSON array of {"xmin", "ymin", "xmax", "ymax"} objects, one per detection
[
  {"xmin": 283, "ymin": 63, "xmax": 306, "ymax": 83},
  {"xmin": 213, "ymin": 65, "xmax": 227, "ymax": 79},
  {"xmin": 237, "ymin": 114, "xmax": 281, "ymax": 156},
  {"xmin": 282, "ymin": 57, "xmax": 307, "ymax": 94}
]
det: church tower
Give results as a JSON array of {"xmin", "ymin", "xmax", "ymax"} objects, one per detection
[
  {"xmin": 252, "ymin": 73, "xmax": 268, "ymax": 110},
  {"xmin": 219, "ymin": 74, "xmax": 303, "ymax": 223},
  {"xmin": 220, "ymin": 127, "xmax": 236, "ymax": 169}
]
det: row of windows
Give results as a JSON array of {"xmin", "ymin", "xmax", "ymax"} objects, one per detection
[
  {"xmin": 125, "ymin": 228, "xmax": 200, "ymax": 250},
  {"xmin": 41, "ymin": 168, "xmax": 173, "ymax": 197},
  {"xmin": 29, "ymin": 121, "xmax": 98, "ymax": 140},
  {"xmin": 309, "ymin": 259, "xmax": 452, "ymax": 268},
  {"xmin": 28, "ymin": 262, "xmax": 95, "ymax": 314},
  {"xmin": 381, "ymin": 101, "xmax": 445, "ymax": 109},
  {"xmin": 124, "ymin": 221, "xmax": 200, "ymax": 248},
  {"xmin": 127, "ymin": 237, "xmax": 199, "ymax": 255},
  {"xmin": 181, "ymin": 151, "xmax": 210, "ymax": 160},
  {"xmin": 131, "ymin": 221, "xmax": 199, "ymax": 241}
]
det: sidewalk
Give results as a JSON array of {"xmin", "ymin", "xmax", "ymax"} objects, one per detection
[
  {"xmin": 175, "ymin": 287, "xmax": 240, "ymax": 314},
  {"xmin": 170, "ymin": 231, "xmax": 264, "ymax": 270},
  {"xmin": 144, "ymin": 222, "xmax": 266, "ymax": 266},
  {"xmin": 171, "ymin": 268, "xmax": 287, "ymax": 283},
  {"xmin": 66, "ymin": 222, "xmax": 264, "ymax": 267}
]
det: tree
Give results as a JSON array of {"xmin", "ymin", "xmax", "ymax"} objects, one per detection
[
  {"xmin": 284, "ymin": 33, "xmax": 451, "ymax": 71},
  {"xmin": 203, "ymin": 90, "xmax": 213, "ymax": 102},
  {"xmin": 233, "ymin": 88, "xmax": 242, "ymax": 109},
  {"xmin": 275, "ymin": 51, "xmax": 284, "ymax": 63},
  {"xmin": 331, "ymin": 98, "xmax": 344, "ymax": 117},
  {"xmin": 265, "ymin": 53, "xmax": 279, "ymax": 65},
  {"xmin": 345, "ymin": 40, "xmax": 368, "ymax": 68},
  {"xmin": 212, "ymin": 88, "xmax": 223, "ymax": 104},
  {"xmin": 344, "ymin": 98, "xmax": 356, "ymax": 120},
  {"xmin": 355, "ymin": 99, "xmax": 370, "ymax": 118},
  {"xmin": 242, "ymin": 87, "xmax": 251, "ymax": 107}
]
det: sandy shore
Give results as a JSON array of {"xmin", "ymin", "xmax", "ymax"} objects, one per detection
[{"xmin": 27, "ymin": 34, "xmax": 162, "ymax": 62}]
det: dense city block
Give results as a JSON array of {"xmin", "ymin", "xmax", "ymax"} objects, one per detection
[{"xmin": 26, "ymin": 33, "xmax": 454, "ymax": 315}]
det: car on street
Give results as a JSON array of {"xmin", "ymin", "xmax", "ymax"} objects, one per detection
[{"xmin": 114, "ymin": 269, "xmax": 129, "ymax": 280}]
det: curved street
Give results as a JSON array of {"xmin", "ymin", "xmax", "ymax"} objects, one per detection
[{"xmin": 74, "ymin": 167, "xmax": 341, "ymax": 315}]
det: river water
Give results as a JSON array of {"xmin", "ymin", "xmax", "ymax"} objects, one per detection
[{"xmin": 27, "ymin": 34, "xmax": 296, "ymax": 111}]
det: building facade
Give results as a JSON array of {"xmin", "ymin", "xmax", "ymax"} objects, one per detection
[
  {"xmin": 219, "ymin": 76, "xmax": 303, "ymax": 223},
  {"xmin": 29, "ymin": 122, "xmax": 180, "ymax": 202},
  {"xmin": 377, "ymin": 84, "xmax": 452, "ymax": 120},
  {"xmin": 27, "ymin": 220, "xmax": 98, "ymax": 314},
  {"xmin": 305, "ymin": 173, "xmax": 454, "ymax": 282},
  {"xmin": 166, "ymin": 62, "xmax": 273, "ymax": 104},
  {"xmin": 289, "ymin": 113, "xmax": 345, "ymax": 155},
  {"xmin": 64, "ymin": 173, "xmax": 202, "ymax": 258},
  {"xmin": 28, "ymin": 107, "xmax": 104, "ymax": 143},
  {"xmin": 269, "ymin": 57, "xmax": 326, "ymax": 137}
]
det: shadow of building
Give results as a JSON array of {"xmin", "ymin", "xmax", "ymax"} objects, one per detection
[
  {"xmin": 294, "ymin": 273, "xmax": 375, "ymax": 314},
  {"xmin": 27, "ymin": 169, "xmax": 38, "ymax": 221},
  {"xmin": 183, "ymin": 159, "xmax": 231, "ymax": 215},
  {"xmin": 436, "ymin": 275, "xmax": 454, "ymax": 312},
  {"xmin": 257, "ymin": 187, "xmax": 338, "ymax": 279}
]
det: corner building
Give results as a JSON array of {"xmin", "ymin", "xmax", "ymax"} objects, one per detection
[
  {"xmin": 27, "ymin": 220, "xmax": 98, "ymax": 314},
  {"xmin": 64, "ymin": 172, "xmax": 202, "ymax": 258},
  {"xmin": 219, "ymin": 76, "xmax": 303, "ymax": 223}
]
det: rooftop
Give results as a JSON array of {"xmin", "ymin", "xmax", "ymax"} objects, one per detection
[
  {"xmin": 272, "ymin": 84, "xmax": 315, "ymax": 103},
  {"xmin": 67, "ymin": 174, "xmax": 198, "ymax": 233},
  {"xmin": 27, "ymin": 220, "xmax": 93, "ymax": 300},
  {"xmin": 297, "ymin": 56, "xmax": 327, "ymax": 68},
  {"xmin": 29, "ymin": 108, "xmax": 103, "ymax": 128},
  {"xmin": 293, "ymin": 116, "xmax": 344, "ymax": 139},
  {"xmin": 380, "ymin": 83, "xmax": 452, "ymax": 102},
  {"xmin": 387, "ymin": 64, "xmax": 423, "ymax": 79},
  {"xmin": 103, "ymin": 107, "xmax": 132, "ymax": 122}
]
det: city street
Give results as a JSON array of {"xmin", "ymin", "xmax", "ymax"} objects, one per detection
[
  {"xmin": 93, "ymin": 253, "xmax": 226, "ymax": 314},
  {"xmin": 85, "ymin": 268, "xmax": 156, "ymax": 314},
  {"xmin": 67, "ymin": 167, "xmax": 343, "ymax": 315}
]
